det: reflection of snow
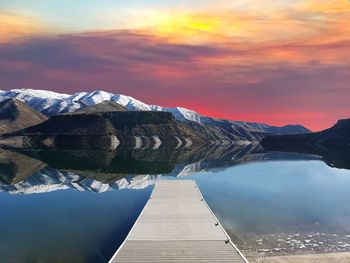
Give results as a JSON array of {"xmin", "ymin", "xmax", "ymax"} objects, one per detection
[
  {"xmin": 116, "ymin": 175, "xmax": 161, "ymax": 190},
  {"xmin": 0, "ymin": 159, "xmax": 204, "ymax": 195},
  {"xmin": 177, "ymin": 162, "xmax": 202, "ymax": 177},
  {"xmin": 0, "ymin": 89, "xmax": 205, "ymax": 123},
  {"xmin": 0, "ymin": 168, "xmax": 166, "ymax": 194}
]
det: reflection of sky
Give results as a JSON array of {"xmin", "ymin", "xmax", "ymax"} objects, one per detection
[
  {"xmin": 1, "ymin": 157, "xmax": 350, "ymax": 261},
  {"xmin": 0, "ymin": 187, "xmax": 152, "ymax": 263},
  {"xmin": 187, "ymin": 160, "xmax": 350, "ymax": 239}
]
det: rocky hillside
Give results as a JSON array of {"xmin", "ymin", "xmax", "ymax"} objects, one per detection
[
  {"xmin": 0, "ymin": 89, "xmax": 310, "ymax": 142},
  {"xmin": 66, "ymin": 100, "xmax": 126, "ymax": 114},
  {"xmin": 6, "ymin": 111, "xmax": 212, "ymax": 150},
  {"xmin": 0, "ymin": 98, "xmax": 48, "ymax": 135}
]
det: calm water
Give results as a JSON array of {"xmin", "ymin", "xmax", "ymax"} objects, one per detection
[{"xmin": 1, "ymin": 146, "xmax": 350, "ymax": 262}]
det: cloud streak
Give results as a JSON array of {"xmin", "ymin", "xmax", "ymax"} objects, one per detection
[{"xmin": 0, "ymin": 0, "xmax": 350, "ymax": 130}]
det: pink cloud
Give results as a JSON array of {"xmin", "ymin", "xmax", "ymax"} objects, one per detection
[{"xmin": 0, "ymin": 31, "xmax": 349, "ymax": 131}]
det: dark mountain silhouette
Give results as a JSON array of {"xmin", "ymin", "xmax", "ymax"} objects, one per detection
[
  {"xmin": 0, "ymin": 148, "xmax": 46, "ymax": 184},
  {"xmin": 1, "ymin": 144, "xmax": 321, "ymax": 189},
  {"xmin": 261, "ymin": 119, "xmax": 350, "ymax": 169},
  {"xmin": 262, "ymin": 118, "xmax": 350, "ymax": 150},
  {"xmin": 3, "ymin": 111, "xmax": 215, "ymax": 149}
]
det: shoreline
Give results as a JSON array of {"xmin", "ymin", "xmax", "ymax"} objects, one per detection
[{"xmin": 248, "ymin": 252, "xmax": 350, "ymax": 263}]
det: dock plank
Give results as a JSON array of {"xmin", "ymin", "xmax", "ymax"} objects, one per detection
[{"xmin": 109, "ymin": 180, "xmax": 248, "ymax": 263}]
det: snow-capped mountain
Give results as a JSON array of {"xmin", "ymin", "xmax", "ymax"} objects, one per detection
[
  {"xmin": 0, "ymin": 89, "xmax": 70, "ymax": 113},
  {"xmin": 0, "ymin": 98, "xmax": 48, "ymax": 134},
  {"xmin": 0, "ymin": 89, "xmax": 202, "ymax": 123},
  {"xmin": 0, "ymin": 88, "xmax": 310, "ymax": 136}
]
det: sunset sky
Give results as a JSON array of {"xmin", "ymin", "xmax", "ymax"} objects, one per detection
[{"xmin": 1, "ymin": 0, "xmax": 350, "ymax": 131}]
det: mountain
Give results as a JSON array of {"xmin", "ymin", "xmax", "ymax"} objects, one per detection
[
  {"xmin": 67, "ymin": 100, "xmax": 126, "ymax": 114},
  {"xmin": 0, "ymin": 98, "xmax": 48, "ymax": 135},
  {"xmin": 262, "ymin": 118, "xmax": 350, "ymax": 150},
  {"xmin": 0, "ymin": 89, "xmax": 310, "ymax": 142},
  {"xmin": 199, "ymin": 118, "xmax": 309, "ymax": 141},
  {"xmin": 261, "ymin": 119, "xmax": 350, "ymax": 169},
  {"xmin": 5, "ymin": 111, "xmax": 214, "ymax": 150}
]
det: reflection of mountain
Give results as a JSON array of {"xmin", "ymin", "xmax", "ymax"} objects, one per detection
[
  {"xmin": 0, "ymin": 149, "xmax": 46, "ymax": 184},
  {"xmin": 0, "ymin": 144, "xmax": 322, "ymax": 195},
  {"xmin": 262, "ymin": 119, "xmax": 350, "ymax": 169},
  {"xmin": 17, "ymin": 144, "xmax": 311, "ymax": 180},
  {"xmin": 0, "ymin": 167, "xmax": 161, "ymax": 195},
  {"xmin": 261, "ymin": 147, "xmax": 350, "ymax": 170}
]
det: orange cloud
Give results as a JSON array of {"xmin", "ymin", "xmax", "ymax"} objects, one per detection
[
  {"xmin": 121, "ymin": 0, "xmax": 349, "ymax": 49},
  {"xmin": 0, "ymin": 12, "xmax": 44, "ymax": 42},
  {"xmin": 116, "ymin": 0, "xmax": 349, "ymax": 74},
  {"xmin": 1, "ymin": 1, "xmax": 349, "ymax": 130},
  {"xmin": 296, "ymin": 0, "xmax": 350, "ymax": 14}
]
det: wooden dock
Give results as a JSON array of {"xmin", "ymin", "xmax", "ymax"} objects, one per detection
[{"xmin": 109, "ymin": 180, "xmax": 248, "ymax": 263}]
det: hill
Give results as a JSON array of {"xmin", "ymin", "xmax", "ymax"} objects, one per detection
[
  {"xmin": 0, "ymin": 89, "xmax": 310, "ymax": 143},
  {"xmin": 0, "ymin": 98, "xmax": 47, "ymax": 135},
  {"xmin": 262, "ymin": 118, "xmax": 350, "ymax": 150}
]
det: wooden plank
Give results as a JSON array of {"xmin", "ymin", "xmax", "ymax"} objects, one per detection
[
  {"xmin": 114, "ymin": 241, "xmax": 245, "ymax": 263},
  {"xmin": 109, "ymin": 180, "xmax": 248, "ymax": 263}
]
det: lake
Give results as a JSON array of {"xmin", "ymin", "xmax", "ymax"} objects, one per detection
[{"xmin": 1, "ymin": 145, "xmax": 350, "ymax": 262}]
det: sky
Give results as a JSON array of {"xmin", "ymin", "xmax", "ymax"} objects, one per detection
[{"xmin": 1, "ymin": 0, "xmax": 350, "ymax": 131}]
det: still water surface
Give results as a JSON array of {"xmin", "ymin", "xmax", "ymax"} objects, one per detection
[{"xmin": 0, "ymin": 146, "xmax": 350, "ymax": 262}]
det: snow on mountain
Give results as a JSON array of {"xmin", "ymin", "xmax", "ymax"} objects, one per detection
[
  {"xmin": 162, "ymin": 107, "xmax": 203, "ymax": 122},
  {"xmin": 0, "ymin": 89, "xmax": 310, "ymax": 134},
  {"xmin": 0, "ymin": 89, "xmax": 203, "ymax": 123},
  {"xmin": 112, "ymin": 94, "xmax": 153, "ymax": 111},
  {"xmin": 0, "ymin": 89, "xmax": 70, "ymax": 113},
  {"xmin": 1, "ymin": 89, "xmax": 69, "ymax": 100}
]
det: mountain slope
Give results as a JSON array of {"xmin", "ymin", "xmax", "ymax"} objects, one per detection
[
  {"xmin": 200, "ymin": 118, "xmax": 310, "ymax": 139},
  {"xmin": 262, "ymin": 118, "xmax": 350, "ymax": 150},
  {"xmin": 67, "ymin": 101, "xmax": 126, "ymax": 114},
  {"xmin": 0, "ymin": 98, "xmax": 48, "ymax": 135},
  {"xmin": 7, "ymin": 111, "xmax": 214, "ymax": 150},
  {"xmin": 0, "ymin": 89, "xmax": 310, "ymax": 141},
  {"xmin": 261, "ymin": 119, "xmax": 350, "ymax": 169}
]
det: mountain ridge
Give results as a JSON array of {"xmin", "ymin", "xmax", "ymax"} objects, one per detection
[
  {"xmin": 262, "ymin": 118, "xmax": 350, "ymax": 150},
  {"xmin": 0, "ymin": 98, "xmax": 48, "ymax": 135},
  {"xmin": 6, "ymin": 111, "xmax": 216, "ymax": 150},
  {"xmin": 0, "ymin": 89, "xmax": 310, "ymax": 144}
]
